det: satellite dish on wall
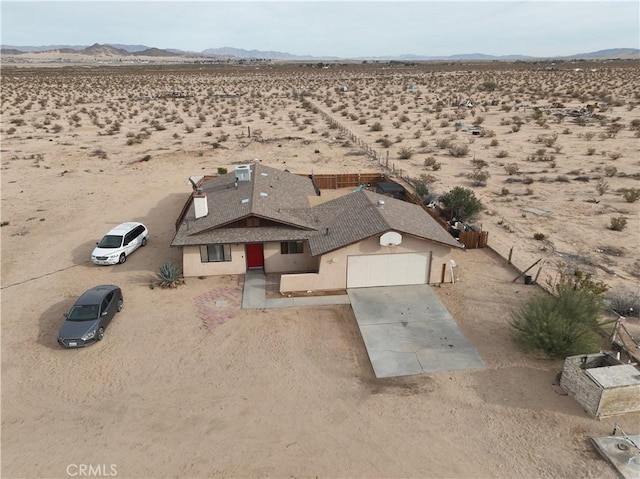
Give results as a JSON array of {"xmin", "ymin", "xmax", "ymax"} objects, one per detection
[{"xmin": 380, "ymin": 231, "xmax": 402, "ymax": 246}]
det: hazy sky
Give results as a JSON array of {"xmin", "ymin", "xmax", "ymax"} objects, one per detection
[{"xmin": 1, "ymin": 1, "xmax": 639, "ymax": 57}]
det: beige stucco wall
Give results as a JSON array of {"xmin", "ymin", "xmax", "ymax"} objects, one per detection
[
  {"xmin": 263, "ymin": 242, "xmax": 319, "ymax": 273},
  {"xmin": 280, "ymin": 234, "xmax": 454, "ymax": 292},
  {"xmin": 182, "ymin": 244, "xmax": 247, "ymax": 277},
  {"xmin": 182, "ymin": 241, "xmax": 320, "ymax": 277}
]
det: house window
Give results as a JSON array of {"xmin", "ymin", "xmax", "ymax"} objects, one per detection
[
  {"xmin": 281, "ymin": 241, "xmax": 304, "ymax": 255},
  {"xmin": 200, "ymin": 244, "xmax": 232, "ymax": 262}
]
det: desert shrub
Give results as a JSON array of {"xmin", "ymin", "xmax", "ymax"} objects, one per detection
[
  {"xmin": 496, "ymin": 150, "xmax": 509, "ymax": 158},
  {"xmin": 622, "ymin": 188, "xmax": 640, "ymax": 203},
  {"xmin": 604, "ymin": 165, "xmax": 617, "ymax": 177},
  {"xmin": 608, "ymin": 216, "xmax": 627, "ymax": 231},
  {"xmin": 415, "ymin": 182, "xmax": 429, "ymax": 197},
  {"xmin": 500, "ymin": 187, "xmax": 510, "ymax": 196},
  {"xmin": 156, "ymin": 262, "xmax": 185, "ymax": 289},
  {"xmin": 608, "ymin": 151, "xmax": 623, "ymax": 160},
  {"xmin": 449, "ymin": 143, "xmax": 469, "ymax": 157},
  {"xmin": 607, "ymin": 289, "xmax": 640, "ymax": 318},
  {"xmin": 556, "ymin": 175, "xmax": 570, "ymax": 183},
  {"xmin": 595, "ymin": 179, "xmax": 609, "ymax": 196},
  {"xmin": 481, "ymin": 81, "xmax": 498, "ymax": 91},
  {"xmin": 467, "ymin": 169, "xmax": 490, "ymax": 186},
  {"xmin": 424, "ymin": 157, "xmax": 437, "ymax": 168},
  {"xmin": 504, "ymin": 163, "xmax": 519, "ymax": 175},
  {"xmin": 533, "ymin": 232, "xmax": 546, "ymax": 240},
  {"xmin": 438, "ymin": 186, "xmax": 484, "ymax": 221},
  {"xmin": 377, "ymin": 137, "xmax": 393, "ymax": 148},
  {"xmin": 490, "ymin": 138, "xmax": 499, "ymax": 147},
  {"xmin": 469, "ymin": 158, "xmax": 486, "ymax": 168},
  {"xmin": 217, "ymin": 167, "xmax": 228, "ymax": 174},
  {"xmin": 586, "ymin": 148, "xmax": 596, "ymax": 156},
  {"xmin": 510, "ymin": 272, "xmax": 607, "ymax": 358},
  {"xmin": 398, "ymin": 147, "xmax": 414, "ymax": 160},
  {"xmin": 435, "ymin": 138, "xmax": 452, "ymax": 149},
  {"xmin": 472, "ymin": 116, "xmax": 484, "ymax": 126},
  {"xmin": 370, "ymin": 122, "xmax": 383, "ymax": 132},
  {"xmin": 90, "ymin": 149, "xmax": 108, "ymax": 159}
]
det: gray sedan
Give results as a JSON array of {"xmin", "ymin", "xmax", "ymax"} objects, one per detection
[{"xmin": 57, "ymin": 285, "xmax": 123, "ymax": 348}]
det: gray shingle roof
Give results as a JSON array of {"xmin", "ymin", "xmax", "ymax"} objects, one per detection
[
  {"xmin": 171, "ymin": 165, "xmax": 462, "ymax": 253},
  {"xmin": 307, "ymin": 190, "xmax": 462, "ymax": 255}
]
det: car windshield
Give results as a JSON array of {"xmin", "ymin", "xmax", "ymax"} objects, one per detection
[
  {"xmin": 97, "ymin": 235, "xmax": 123, "ymax": 248},
  {"xmin": 67, "ymin": 304, "xmax": 100, "ymax": 321}
]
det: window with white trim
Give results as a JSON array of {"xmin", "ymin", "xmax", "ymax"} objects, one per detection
[{"xmin": 200, "ymin": 244, "xmax": 232, "ymax": 262}]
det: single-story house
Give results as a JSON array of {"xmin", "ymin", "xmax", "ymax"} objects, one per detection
[{"xmin": 171, "ymin": 163, "xmax": 463, "ymax": 292}]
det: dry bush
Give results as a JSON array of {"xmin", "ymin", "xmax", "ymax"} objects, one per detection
[
  {"xmin": 595, "ymin": 179, "xmax": 609, "ymax": 196},
  {"xmin": 435, "ymin": 138, "xmax": 452, "ymax": 149},
  {"xmin": 496, "ymin": 150, "xmax": 509, "ymax": 158},
  {"xmin": 398, "ymin": 147, "xmax": 414, "ymax": 160},
  {"xmin": 604, "ymin": 165, "xmax": 617, "ymax": 177},
  {"xmin": 608, "ymin": 216, "xmax": 627, "ymax": 231},
  {"xmin": 504, "ymin": 163, "xmax": 520, "ymax": 175},
  {"xmin": 449, "ymin": 143, "xmax": 469, "ymax": 157},
  {"xmin": 467, "ymin": 168, "xmax": 490, "ymax": 186},
  {"xmin": 622, "ymin": 188, "xmax": 640, "ymax": 203}
]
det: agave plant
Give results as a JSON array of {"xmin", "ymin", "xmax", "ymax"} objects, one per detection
[{"xmin": 156, "ymin": 262, "xmax": 185, "ymax": 289}]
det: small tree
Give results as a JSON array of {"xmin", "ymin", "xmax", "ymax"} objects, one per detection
[
  {"xmin": 438, "ymin": 186, "xmax": 484, "ymax": 221},
  {"xmin": 510, "ymin": 272, "xmax": 607, "ymax": 358}
]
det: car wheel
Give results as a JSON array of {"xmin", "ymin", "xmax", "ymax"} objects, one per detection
[
  {"xmin": 118, "ymin": 253, "xmax": 126, "ymax": 264},
  {"xmin": 97, "ymin": 327, "xmax": 105, "ymax": 341},
  {"xmin": 141, "ymin": 237, "xmax": 147, "ymax": 247},
  {"xmin": 117, "ymin": 299, "xmax": 123, "ymax": 312}
]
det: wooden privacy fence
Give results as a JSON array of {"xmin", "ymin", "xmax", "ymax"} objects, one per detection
[
  {"xmin": 458, "ymin": 230, "xmax": 489, "ymax": 249},
  {"xmin": 308, "ymin": 173, "xmax": 386, "ymax": 189}
]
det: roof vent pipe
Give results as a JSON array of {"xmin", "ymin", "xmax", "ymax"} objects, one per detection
[
  {"xmin": 325, "ymin": 228, "xmax": 329, "ymax": 235},
  {"xmin": 377, "ymin": 200, "xmax": 385, "ymax": 207}
]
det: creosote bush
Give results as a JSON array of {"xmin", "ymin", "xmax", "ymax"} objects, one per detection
[
  {"xmin": 398, "ymin": 147, "xmax": 414, "ymax": 160},
  {"xmin": 533, "ymin": 232, "xmax": 546, "ymax": 240},
  {"xmin": 510, "ymin": 271, "xmax": 607, "ymax": 358},
  {"xmin": 608, "ymin": 216, "xmax": 627, "ymax": 231},
  {"xmin": 622, "ymin": 188, "xmax": 640, "ymax": 203}
]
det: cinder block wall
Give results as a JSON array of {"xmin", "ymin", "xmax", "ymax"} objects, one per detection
[{"xmin": 560, "ymin": 354, "xmax": 605, "ymax": 417}]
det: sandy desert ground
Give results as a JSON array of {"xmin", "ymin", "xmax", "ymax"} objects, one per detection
[{"xmin": 1, "ymin": 59, "xmax": 639, "ymax": 478}]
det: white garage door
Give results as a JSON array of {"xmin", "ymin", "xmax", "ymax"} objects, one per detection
[{"xmin": 347, "ymin": 252, "xmax": 431, "ymax": 288}]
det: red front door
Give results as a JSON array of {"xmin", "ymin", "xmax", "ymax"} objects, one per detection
[{"xmin": 246, "ymin": 243, "xmax": 264, "ymax": 269}]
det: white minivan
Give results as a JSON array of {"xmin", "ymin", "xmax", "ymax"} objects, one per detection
[{"xmin": 91, "ymin": 222, "xmax": 148, "ymax": 265}]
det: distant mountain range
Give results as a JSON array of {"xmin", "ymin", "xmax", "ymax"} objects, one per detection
[{"xmin": 1, "ymin": 43, "xmax": 639, "ymax": 61}]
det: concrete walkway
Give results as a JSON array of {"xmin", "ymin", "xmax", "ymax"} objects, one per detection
[{"xmin": 242, "ymin": 270, "xmax": 350, "ymax": 309}]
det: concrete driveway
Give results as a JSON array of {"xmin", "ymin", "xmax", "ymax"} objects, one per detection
[{"xmin": 348, "ymin": 285, "xmax": 484, "ymax": 378}]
